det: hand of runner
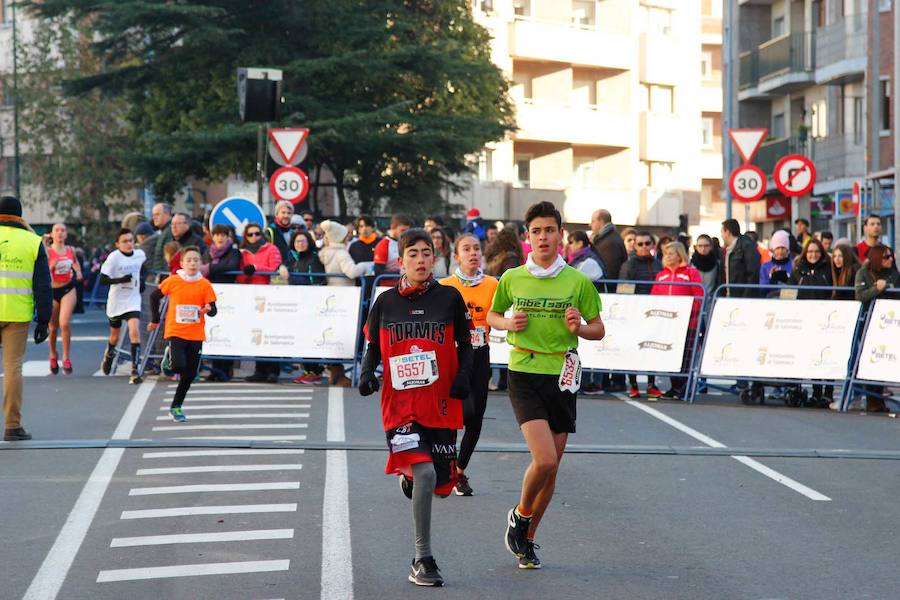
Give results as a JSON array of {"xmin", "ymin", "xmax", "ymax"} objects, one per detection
[
  {"xmin": 565, "ymin": 307, "xmax": 581, "ymax": 334},
  {"xmin": 147, "ymin": 322, "xmax": 159, "ymax": 332},
  {"xmin": 508, "ymin": 312, "xmax": 528, "ymax": 332},
  {"xmin": 202, "ymin": 303, "xmax": 212, "ymax": 314}
]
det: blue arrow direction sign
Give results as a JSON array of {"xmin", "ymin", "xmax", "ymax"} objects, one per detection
[{"xmin": 209, "ymin": 196, "xmax": 267, "ymax": 239}]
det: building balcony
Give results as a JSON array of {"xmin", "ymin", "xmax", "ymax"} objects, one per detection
[
  {"xmin": 509, "ymin": 186, "xmax": 567, "ymax": 220},
  {"xmin": 815, "ymin": 14, "xmax": 866, "ymax": 85},
  {"xmin": 508, "ymin": 16, "xmax": 632, "ymax": 71},
  {"xmin": 755, "ymin": 136, "xmax": 806, "ymax": 175},
  {"xmin": 640, "ymin": 33, "xmax": 681, "ymax": 86},
  {"xmin": 810, "ymin": 132, "xmax": 865, "ymax": 192},
  {"xmin": 564, "ymin": 187, "xmax": 636, "ymax": 225},
  {"xmin": 515, "ymin": 99, "xmax": 632, "ymax": 149},
  {"xmin": 639, "ymin": 112, "xmax": 681, "ymax": 163},
  {"xmin": 757, "ymin": 32, "xmax": 816, "ymax": 94},
  {"xmin": 701, "ymin": 16, "xmax": 722, "ymax": 44},
  {"xmin": 700, "ymin": 83, "xmax": 723, "ymax": 113}
]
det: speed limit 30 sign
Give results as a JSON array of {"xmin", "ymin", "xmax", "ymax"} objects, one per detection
[
  {"xmin": 728, "ymin": 164, "xmax": 766, "ymax": 202},
  {"xmin": 270, "ymin": 166, "xmax": 310, "ymax": 204}
]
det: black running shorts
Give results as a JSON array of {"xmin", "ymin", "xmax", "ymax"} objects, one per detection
[
  {"xmin": 507, "ymin": 370, "xmax": 577, "ymax": 433},
  {"xmin": 384, "ymin": 421, "xmax": 458, "ymax": 496},
  {"xmin": 108, "ymin": 311, "xmax": 141, "ymax": 329}
]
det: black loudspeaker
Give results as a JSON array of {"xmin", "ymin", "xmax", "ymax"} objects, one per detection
[{"xmin": 237, "ymin": 68, "xmax": 283, "ymax": 123}]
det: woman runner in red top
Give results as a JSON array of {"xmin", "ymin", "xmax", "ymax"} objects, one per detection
[
  {"xmin": 47, "ymin": 223, "xmax": 83, "ymax": 374},
  {"xmin": 359, "ymin": 229, "xmax": 474, "ymax": 588}
]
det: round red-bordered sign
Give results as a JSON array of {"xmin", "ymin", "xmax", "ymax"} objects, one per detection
[
  {"xmin": 773, "ymin": 154, "xmax": 816, "ymax": 197},
  {"xmin": 269, "ymin": 166, "xmax": 309, "ymax": 204},
  {"xmin": 729, "ymin": 164, "xmax": 767, "ymax": 203}
]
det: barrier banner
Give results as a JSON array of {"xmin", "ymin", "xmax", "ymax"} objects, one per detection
[
  {"xmin": 855, "ymin": 299, "xmax": 900, "ymax": 384},
  {"xmin": 700, "ymin": 297, "xmax": 861, "ymax": 379},
  {"xmin": 203, "ymin": 284, "xmax": 361, "ymax": 360}
]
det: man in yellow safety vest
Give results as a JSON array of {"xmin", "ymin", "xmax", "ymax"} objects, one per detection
[{"xmin": 0, "ymin": 196, "xmax": 52, "ymax": 441}]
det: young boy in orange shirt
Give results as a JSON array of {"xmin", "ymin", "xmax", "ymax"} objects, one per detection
[{"xmin": 148, "ymin": 246, "xmax": 217, "ymax": 422}]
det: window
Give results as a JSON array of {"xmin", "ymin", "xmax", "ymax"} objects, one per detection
[
  {"xmin": 879, "ymin": 0, "xmax": 891, "ymax": 12},
  {"xmin": 515, "ymin": 155, "xmax": 531, "ymax": 187},
  {"xmin": 513, "ymin": 0, "xmax": 531, "ymax": 17},
  {"xmin": 574, "ymin": 157, "xmax": 597, "ymax": 188},
  {"xmin": 772, "ymin": 112, "xmax": 786, "ymax": 138},
  {"xmin": 477, "ymin": 0, "xmax": 494, "ymax": 14},
  {"xmin": 773, "ymin": 16, "xmax": 785, "ymax": 37},
  {"xmin": 572, "ymin": 1, "xmax": 595, "ymax": 27},
  {"xmin": 810, "ymin": 100, "xmax": 827, "ymax": 139},
  {"xmin": 642, "ymin": 161, "xmax": 674, "ymax": 190},
  {"xmin": 701, "ymin": 52, "xmax": 713, "ymax": 81},
  {"xmin": 881, "ymin": 77, "xmax": 891, "ymax": 133},
  {"xmin": 478, "ymin": 149, "xmax": 493, "ymax": 182},
  {"xmin": 701, "ymin": 117, "xmax": 715, "ymax": 149},
  {"xmin": 642, "ymin": 5, "xmax": 673, "ymax": 35}
]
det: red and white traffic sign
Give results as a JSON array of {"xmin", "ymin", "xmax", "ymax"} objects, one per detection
[
  {"xmin": 268, "ymin": 128, "xmax": 309, "ymax": 166},
  {"xmin": 728, "ymin": 128, "xmax": 768, "ymax": 164},
  {"xmin": 773, "ymin": 154, "xmax": 816, "ymax": 197},
  {"xmin": 728, "ymin": 164, "xmax": 766, "ymax": 203},
  {"xmin": 269, "ymin": 166, "xmax": 309, "ymax": 204}
]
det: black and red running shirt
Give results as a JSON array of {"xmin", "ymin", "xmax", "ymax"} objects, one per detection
[{"xmin": 365, "ymin": 283, "xmax": 473, "ymax": 431}]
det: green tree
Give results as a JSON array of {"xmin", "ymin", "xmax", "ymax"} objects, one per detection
[{"xmin": 29, "ymin": 0, "xmax": 515, "ymax": 218}]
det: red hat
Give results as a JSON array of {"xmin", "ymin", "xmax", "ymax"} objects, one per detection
[{"xmin": 466, "ymin": 208, "xmax": 481, "ymax": 219}]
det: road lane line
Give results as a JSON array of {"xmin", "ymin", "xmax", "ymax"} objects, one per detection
[
  {"xmin": 22, "ymin": 380, "xmax": 155, "ymax": 600},
  {"xmin": 130, "ymin": 482, "xmax": 300, "ymax": 496},
  {"xmin": 158, "ymin": 404, "xmax": 311, "ymax": 409},
  {"xmin": 152, "ymin": 423, "xmax": 308, "ymax": 431},
  {"xmin": 322, "ymin": 386, "xmax": 353, "ymax": 600},
  {"xmin": 155, "ymin": 413, "xmax": 309, "ymax": 420},
  {"xmin": 110, "ymin": 528, "xmax": 294, "ymax": 548},
  {"xmin": 121, "ymin": 504, "xmax": 298, "ymax": 520},
  {"xmin": 172, "ymin": 435, "xmax": 307, "ymax": 441},
  {"xmin": 142, "ymin": 449, "xmax": 305, "ymax": 458},
  {"xmin": 623, "ymin": 398, "xmax": 831, "ymax": 502},
  {"xmin": 165, "ymin": 389, "xmax": 310, "ymax": 394},
  {"xmin": 97, "ymin": 560, "xmax": 290, "ymax": 582},
  {"xmin": 137, "ymin": 464, "xmax": 303, "ymax": 476},
  {"xmin": 161, "ymin": 397, "xmax": 312, "ymax": 403}
]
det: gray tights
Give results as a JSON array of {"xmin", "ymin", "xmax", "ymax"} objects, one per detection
[{"xmin": 411, "ymin": 462, "xmax": 437, "ymax": 559}]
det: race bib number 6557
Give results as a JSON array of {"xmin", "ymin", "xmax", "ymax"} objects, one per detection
[{"xmin": 389, "ymin": 351, "xmax": 439, "ymax": 390}]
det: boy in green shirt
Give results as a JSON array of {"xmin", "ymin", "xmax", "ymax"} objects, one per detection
[{"xmin": 487, "ymin": 201, "xmax": 605, "ymax": 569}]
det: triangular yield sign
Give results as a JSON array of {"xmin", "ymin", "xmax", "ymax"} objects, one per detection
[
  {"xmin": 269, "ymin": 128, "xmax": 309, "ymax": 165},
  {"xmin": 728, "ymin": 128, "xmax": 768, "ymax": 163}
]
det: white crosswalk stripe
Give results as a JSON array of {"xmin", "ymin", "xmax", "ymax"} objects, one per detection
[
  {"xmin": 142, "ymin": 449, "xmax": 305, "ymax": 459},
  {"xmin": 154, "ymin": 413, "xmax": 309, "ymax": 420},
  {"xmin": 137, "ymin": 464, "xmax": 303, "ymax": 476},
  {"xmin": 121, "ymin": 504, "xmax": 298, "ymax": 520},
  {"xmin": 110, "ymin": 529, "xmax": 294, "ymax": 548},
  {"xmin": 157, "ymin": 404, "xmax": 310, "ymax": 410},
  {"xmin": 152, "ymin": 423, "xmax": 308, "ymax": 431},
  {"xmin": 97, "ymin": 560, "xmax": 290, "ymax": 583}
]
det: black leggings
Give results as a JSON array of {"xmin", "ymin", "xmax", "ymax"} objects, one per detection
[
  {"xmin": 169, "ymin": 337, "xmax": 203, "ymax": 409},
  {"xmin": 458, "ymin": 346, "xmax": 491, "ymax": 471}
]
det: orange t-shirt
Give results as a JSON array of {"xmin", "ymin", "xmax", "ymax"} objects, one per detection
[
  {"xmin": 440, "ymin": 274, "xmax": 498, "ymax": 347},
  {"xmin": 159, "ymin": 274, "xmax": 217, "ymax": 341}
]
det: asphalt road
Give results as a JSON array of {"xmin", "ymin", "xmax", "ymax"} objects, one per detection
[{"xmin": 2, "ymin": 315, "xmax": 899, "ymax": 600}]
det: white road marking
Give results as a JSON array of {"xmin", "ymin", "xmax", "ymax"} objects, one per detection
[
  {"xmin": 110, "ymin": 529, "xmax": 294, "ymax": 548},
  {"xmin": 121, "ymin": 504, "xmax": 298, "ymax": 520},
  {"xmin": 70, "ymin": 335, "xmax": 110, "ymax": 341},
  {"xmin": 152, "ymin": 423, "xmax": 308, "ymax": 431},
  {"xmin": 137, "ymin": 464, "xmax": 303, "ymax": 476},
  {"xmin": 160, "ymin": 397, "xmax": 312, "ymax": 403},
  {"xmin": 130, "ymin": 482, "xmax": 300, "ymax": 496},
  {"xmin": 322, "ymin": 386, "xmax": 353, "ymax": 600},
  {"xmin": 97, "ymin": 560, "xmax": 290, "ymax": 583},
  {"xmin": 142, "ymin": 449, "xmax": 305, "ymax": 459},
  {"xmin": 623, "ymin": 398, "xmax": 832, "ymax": 502},
  {"xmin": 173, "ymin": 435, "xmax": 307, "ymax": 441},
  {"xmin": 158, "ymin": 404, "xmax": 310, "ymax": 410},
  {"xmin": 164, "ymin": 389, "xmax": 310, "ymax": 395},
  {"xmin": 154, "ymin": 413, "xmax": 309, "ymax": 420},
  {"xmin": 22, "ymin": 380, "xmax": 155, "ymax": 600}
]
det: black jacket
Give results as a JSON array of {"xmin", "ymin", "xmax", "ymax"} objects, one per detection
[
  {"xmin": 174, "ymin": 229, "xmax": 208, "ymax": 254},
  {"xmin": 725, "ymin": 235, "xmax": 761, "ymax": 296},
  {"xmin": 348, "ymin": 236, "xmax": 381, "ymax": 264},
  {"xmin": 266, "ymin": 223, "xmax": 293, "ymax": 263},
  {"xmin": 0, "ymin": 218, "xmax": 52, "ymax": 323},
  {"xmin": 592, "ymin": 226, "xmax": 628, "ymax": 281},
  {"xmin": 855, "ymin": 263, "xmax": 900, "ymax": 306},
  {"xmin": 286, "ymin": 251, "xmax": 326, "ymax": 285},
  {"xmin": 203, "ymin": 245, "xmax": 242, "ymax": 283},
  {"xmin": 618, "ymin": 254, "xmax": 661, "ymax": 294},
  {"xmin": 789, "ymin": 259, "xmax": 832, "ymax": 299}
]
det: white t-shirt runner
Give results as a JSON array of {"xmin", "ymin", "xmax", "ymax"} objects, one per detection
[{"xmin": 101, "ymin": 249, "xmax": 146, "ymax": 318}]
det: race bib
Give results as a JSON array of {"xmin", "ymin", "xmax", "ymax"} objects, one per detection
[
  {"xmin": 54, "ymin": 260, "xmax": 73, "ymax": 275},
  {"xmin": 471, "ymin": 326, "xmax": 486, "ymax": 348},
  {"xmin": 558, "ymin": 349, "xmax": 582, "ymax": 393},
  {"xmin": 175, "ymin": 304, "xmax": 201, "ymax": 324},
  {"xmin": 389, "ymin": 432, "xmax": 421, "ymax": 453},
  {"xmin": 389, "ymin": 351, "xmax": 439, "ymax": 390}
]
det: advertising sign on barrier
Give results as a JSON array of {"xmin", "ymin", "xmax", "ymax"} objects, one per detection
[
  {"xmin": 855, "ymin": 299, "xmax": 900, "ymax": 384},
  {"xmin": 203, "ymin": 284, "xmax": 361, "ymax": 360},
  {"xmin": 700, "ymin": 298, "xmax": 861, "ymax": 380}
]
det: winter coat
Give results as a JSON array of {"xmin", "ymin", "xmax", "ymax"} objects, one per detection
[
  {"xmin": 266, "ymin": 223, "xmax": 294, "ymax": 262},
  {"xmin": 569, "ymin": 247, "xmax": 606, "ymax": 291},
  {"xmin": 789, "ymin": 258, "xmax": 833, "ymax": 300},
  {"xmin": 855, "ymin": 263, "xmax": 900, "ymax": 306},
  {"xmin": 202, "ymin": 244, "xmax": 242, "ymax": 284},
  {"xmin": 319, "ymin": 243, "xmax": 371, "ymax": 287},
  {"xmin": 651, "ymin": 264, "xmax": 704, "ymax": 328},
  {"xmin": 724, "ymin": 234, "xmax": 761, "ymax": 297},
  {"xmin": 591, "ymin": 225, "xmax": 628, "ymax": 281},
  {"xmin": 236, "ymin": 243, "xmax": 283, "ymax": 285},
  {"xmin": 619, "ymin": 254, "xmax": 661, "ymax": 294},
  {"xmin": 286, "ymin": 251, "xmax": 326, "ymax": 286}
]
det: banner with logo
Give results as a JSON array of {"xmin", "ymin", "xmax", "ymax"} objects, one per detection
[
  {"xmin": 855, "ymin": 299, "xmax": 900, "ymax": 384},
  {"xmin": 700, "ymin": 298, "xmax": 861, "ymax": 380},
  {"xmin": 203, "ymin": 284, "xmax": 361, "ymax": 360}
]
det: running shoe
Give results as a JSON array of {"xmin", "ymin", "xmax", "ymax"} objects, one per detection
[
  {"xmin": 505, "ymin": 507, "xmax": 532, "ymax": 558},
  {"xmin": 518, "ymin": 541, "xmax": 542, "ymax": 570},
  {"xmin": 292, "ymin": 372, "xmax": 321, "ymax": 385},
  {"xmin": 628, "ymin": 387, "xmax": 641, "ymax": 399},
  {"xmin": 646, "ymin": 386, "xmax": 663, "ymax": 398},
  {"xmin": 129, "ymin": 369, "xmax": 143, "ymax": 385},
  {"xmin": 408, "ymin": 556, "xmax": 443, "ymax": 587},
  {"xmin": 161, "ymin": 346, "xmax": 174, "ymax": 377},
  {"xmin": 661, "ymin": 389, "xmax": 680, "ymax": 400},
  {"xmin": 100, "ymin": 348, "xmax": 115, "ymax": 375},
  {"xmin": 63, "ymin": 359, "xmax": 73, "ymax": 375},
  {"xmin": 454, "ymin": 473, "xmax": 473, "ymax": 496},
  {"xmin": 49, "ymin": 357, "xmax": 59, "ymax": 375},
  {"xmin": 399, "ymin": 475, "xmax": 413, "ymax": 500},
  {"xmin": 169, "ymin": 407, "xmax": 186, "ymax": 422}
]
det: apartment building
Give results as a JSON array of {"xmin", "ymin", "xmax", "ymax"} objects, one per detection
[
  {"xmin": 732, "ymin": 0, "xmax": 868, "ymax": 239},
  {"xmin": 459, "ymin": 0, "xmax": 724, "ymax": 230}
]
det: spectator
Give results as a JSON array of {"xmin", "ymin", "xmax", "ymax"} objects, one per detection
[
  {"xmin": 830, "ymin": 244, "xmax": 860, "ymax": 300},
  {"xmin": 485, "ymin": 227, "xmax": 524, "ymax": 277},
  {"xmin": 789, "ymin": 238, "xmax": 832, "ymax": 299},
  {"xmin": 621, "ymin": 227, "xmax": 637, "ymax": 256},
  {"xmin": 819, "ymin": 230, "xmax": 834, "ymax": 253},
  {"xmin": 651, "ymin": 241, "xmax": 703, "ymax": 400},
  {"xmin": 149, "ymin": 202, "xmax": 174, "ymax": 273},
  {"xmin": 171, "ymin": 212, "xmax": 207, "ymax": 254},
  {"xmin": 373, "ymin": 214, "xmax": 413, "ymax": 281},
  {"xmin": 747, "ymin": 231, "xmax": 770, "ymax": 265},
  {"xmin": 759, "ymin": 230, "xmax": 793, "ymax": 292},
  {"xmin": 135, "ymin": 221, "xmax": 155, "ymax": 246},
  {"xmin": 567, "ymin": 230, "xmax": 606, "ymax": 291},
  {"xmin": 423, "ymin": 215, "xmax": 445, "ymax": 232},
  {"xmin": 856, "ymin": 215, "xmax": 883, "ymax": 261},
  {"xmin": 301, "ymin": 210, "xmax": 316, "ymax": 231},
  {"xmin": 265, "ymin": 200, "xmax": 295, "ymax": 262},
  {"xmin": 620, "ymin": 231, "xmax": 662, "ymax": 399},
  {"xmin": 654, "ymin": 235, "xmax": 672, "ymax": 267},
  {"xmin": 690, "ymin": 234, "xmax": 721, "ymax": 297},
  {"xmin": 201, "ymin": 224, "xmax": 242, "ymax": 381},
  {"xmin": 430, "ymin": 227, "xmax": 453, "ymax": 278},
  {"xmin": 485, "ymin": 222, "xmax": 499, "ymax": 246},
  {"xmin": 720, "ymin": 218, "xmax": 761, "ymax": 297},
  {"xmin": 463, "ymin": 208, "xmax": 486, "ymax": 241},
  {"xmin": 164, "ymin": 241, "xmax": 181, "ymax": 274},
  {"xmin": 348, "ymin": 214, "xmax": 381, "ymax": 264},
  {"xmin": 794, "ymin": 218, "xmax": 812, "ymax": 251},
  {"xmin": 589, "ymin": 209, "xmax": 627, "ymax": 287},
  {"xmin": 280, "ymin": 229, "xmax": 325, "ymax": 286}
]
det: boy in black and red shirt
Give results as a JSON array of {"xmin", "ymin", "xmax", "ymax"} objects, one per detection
[{"xmin": 359, "ymin": 229, "xmax": 473, "ymax": 587}]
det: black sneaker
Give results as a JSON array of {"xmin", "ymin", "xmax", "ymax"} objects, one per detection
[
  {"xmin": 399, "ymin": 475, "xmax": 413, "ymax": 500},
  {"xmin": 129, "ymin": 370, "xmax": 143, "ymax": 384},
  {"xmin": 518, "ymin": 541, "xmax": 542, "ymax": 570},
  {"xmin": 505, "ymin": 507, "xmax": 531, "ymax": 558},
  {"xmin": 454, "ymin": 473, "xmax": 473, "ymax": 496},
  {"xmin": 101, "ymin": 348, "xmax": 115, "ymax": 375},
  {"xmin": 408, "ymin": 556, "xmax": 443, "ymax": 586},
  {"xmin": 4, "ymin": 427, "xmax": 32, "ymax": 441},
  {"xmin": 661, "ymin": 389, "xmax": 680, "ymax": 400}
]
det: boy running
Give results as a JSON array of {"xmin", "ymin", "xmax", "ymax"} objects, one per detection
[
  {"xmin": 148, "ymin": 246, "xmax": 217, "ymax": 422},
  {"xmin": 100, "ymin": 228, "xmax": 147, "ymax": 384},
  {"xmin": 487, "ymin": 202, "xmax": 605, "ymax": 570},
  {"xmin": 358, "ymin": 229, "xmax": 473, "ymax": 587},
  {"xmin": 439, "ymin": 232, "xmax": 498, "ymax": 496}
]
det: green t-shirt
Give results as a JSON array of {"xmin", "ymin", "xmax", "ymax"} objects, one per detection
[{"xmin": 491, "ymin": 265, "xmax": 602, "ymax": 375}]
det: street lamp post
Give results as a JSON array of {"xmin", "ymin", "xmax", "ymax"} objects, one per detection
[{"xmin": 11, "ymin": 0, "xmax": 21, "ymax": 199}]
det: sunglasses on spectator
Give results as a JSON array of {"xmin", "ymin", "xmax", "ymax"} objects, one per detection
[
  {"xmin": 635, "ymin": 241, "xmax": 652, "ymax": 247},
  {"xmin": 245, "ymin": 231, "xmax": 262, "ymax": 238},
  {"xmin": 304, "ymin": 217, "xmax": 314, "ymax": 223}
]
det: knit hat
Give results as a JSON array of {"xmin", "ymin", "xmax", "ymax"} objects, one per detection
[
  {"xmin": 769, "ymin": 230, "xmax": 790, "ymax": 251},
  {"xmin": 135, "ymin": 222, "xmax": 155, "ymax": 237},
  {"xmin": 0, "ymin": 196, "xmax": 23, "ymax": 217},
  {"xmin": 466, "ymin": 208, "xmax": 481, "ymax": 220},
  {"xmin": 320, "ymin": 220, "xmax": 348, "ymax": 245}
]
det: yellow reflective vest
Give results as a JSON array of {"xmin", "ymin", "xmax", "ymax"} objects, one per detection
[{"xmin": 0, "ymin": 225, "xmax": 42, "ymax": 322}]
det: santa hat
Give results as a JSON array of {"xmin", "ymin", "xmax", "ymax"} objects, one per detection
[{"xmin": 466, "ymin": 208, "xmax": 481, "ymax": 220}]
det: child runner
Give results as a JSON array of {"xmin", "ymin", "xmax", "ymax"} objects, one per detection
[
  {"xmin": 439, "ymin": 232, "xmax": 498, "ymax": 496},
  {"xmin": 358, "ymin": 228, "xmax": 473, "ymax": 587},
  {"xmin": 148, "ymin": 246, "xmax": 217, "ymax": 422},
  {"xmin": 100, "ymin": 228, "xmax": 147, "ymax": 384},
  {"xmin": 47, "ymin": 223, "xmax": 83, "ymax": 374},
  {"xmin": 487, "ymin": 201, "xmax": 605, "ymax": 570}
]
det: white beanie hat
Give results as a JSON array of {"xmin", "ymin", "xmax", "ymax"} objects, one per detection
[{"xmin": 320, "ymin": 220, "xmax": 348, "ymax": 245}]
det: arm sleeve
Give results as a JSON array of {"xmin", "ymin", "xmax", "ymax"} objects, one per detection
[
  {"xmin": 32, "ymin": 244, "xmax": 53, "ymax": 323},
  {"xmin": 855, "ymin": 270, "xmax": 880, "ymax": 303},
  {"xmin": 745, "ymin": 241, "xmax": 761, "ymax": 280},
  {"xmin": 360, "ymin": 295, "xmax": 383, "ymax": 376},
  {"xmin": 577, "ymin": 275, "xmax": 602, "ymax": 320},
  {"xmin": 99, "ymin": 274, "xmax": 131, "ymax": 285},
  {"xmin": 149, "ymin": 287, "xmax": 165, "ymax": 323},
  {"xmin": 206, "ymin": 301, "xmax": 217, "ymax": 317},
  {"xmin": 453, "ymin": 292, "xmax": 474, "ymax": 376},
  {"xmin": 619, "ymin": 259, "xmax": 633, "ymax": 282},
  {"xmin": 490, "ymin": 272, "xmax": 512, "ymax": 313},
  {"xmin": 264, "ymin": 246, "xmax": 283, "ymax": 273}
]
